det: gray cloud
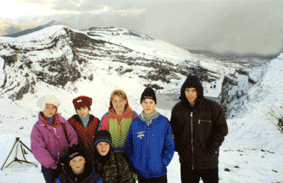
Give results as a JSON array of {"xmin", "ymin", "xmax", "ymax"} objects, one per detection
[
  {"xmin": 51, "ymin": 0, "xmax": 106, "ymax": 11},
  {"xmin": 140, "ymin": 1, "xmax": 283, "ymax": 55},
  {"xmin": 17, "ymin": 0, "xmax": 283, "ymax": 56},
  {"xmin": 18, "ymin": 0, "xmax": 50, "ymax": 6},
  {"xmin": 19, "ymin": 0, "xmax": 152, "ymax": 10}
]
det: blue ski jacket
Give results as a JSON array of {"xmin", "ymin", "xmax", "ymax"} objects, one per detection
[{"xmin": 125, "ymin": 114, "xmax": 175, "ymax": 178}]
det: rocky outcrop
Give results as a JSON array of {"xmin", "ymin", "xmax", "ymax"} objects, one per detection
[
  {"xmin": 0, "ymin": 28, "xmax": 82, "ymax": 100},
  {"xmin": 219, "ymin": 64, "xmax": 268, "ymax": 118},
  {"xmin": 278, "ymin": 118, "xmax": 283, "ymax": 132}
]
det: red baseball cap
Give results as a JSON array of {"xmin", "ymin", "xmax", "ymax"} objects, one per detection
[{"xmin": 73, "ymin": 96, "xmax": 92, "ymax": 110}]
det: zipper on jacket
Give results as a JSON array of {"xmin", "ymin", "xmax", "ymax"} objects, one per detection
[
  {"xmin": 191, "ymin": 112, "xmax": 194, "ymax": 170},
  {"xmin": 119, "ymin": 121, "xmax": 123, "ymax": 141}
]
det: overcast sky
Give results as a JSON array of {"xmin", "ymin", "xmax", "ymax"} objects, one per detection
[{"xmin": 1, "ymin": 0, "xmax": 283, "ymax": 56}]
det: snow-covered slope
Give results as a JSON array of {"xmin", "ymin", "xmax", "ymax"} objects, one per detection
[
  {"xmin": 0, "ymin": 25, "xmax": 282, "ymax": 182},
  {"xmin": 219, "ymin": 55, "xmax": 283, "ymax": 182}
]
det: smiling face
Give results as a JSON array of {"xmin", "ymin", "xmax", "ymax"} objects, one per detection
[
  {"xmin": 141, "ymin": 98, "xmax": 156, "ymax": 114},
  {"xmin": 96, "ymin": 142, "xmax": 110, "ymax": 156},
  {"xmin": 111, "ymin": 95, "xmax": 127, "ymax": 116},
  {"xmin": 76, "ymin": 106, "xmax": 90, "ymax": 118},
  {"xmin": 42, "ymin": 104, "xmax": 57, "ymax": 118},
  {"xmin": 185, "ymin": 87, "xmax": 198, "ymax": 106},
  {"xmin": 69, "ymin": 156, "xmax": 86, "ymax": 173}
]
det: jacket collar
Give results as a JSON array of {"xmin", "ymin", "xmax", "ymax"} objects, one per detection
[
  {"xmin": 181, "ymin": 97, "xmax": 205, "ymax": 111},
  {"xmin": 108, "ymin": 106, "xmax": 133, "ymax": 119},
  {"xmin": 38, "ymin": 113, "xmax": 64, "ymax": 128},
  {"xmin": 72, "ymin": 114, "xmax": 94, "ymax": 124}
]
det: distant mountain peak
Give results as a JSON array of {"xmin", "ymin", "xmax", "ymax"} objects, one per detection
[{"xmin": 2, "ymin": 20, "xmax": 58, "ymax": 38}]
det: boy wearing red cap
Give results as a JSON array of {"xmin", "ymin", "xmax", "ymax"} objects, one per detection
[{"xmin": 68, "ymin": 96, "xmax": 100, "ymax": 160}]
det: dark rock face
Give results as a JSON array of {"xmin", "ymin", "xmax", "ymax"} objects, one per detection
[
  {"xmin": 219, "ymin": 68, "xmax": 263, "ymax": 118},
  {"xmin": 34, "ymin": 55, "xmax": 81, "ymax": 86},
  {"xmin": 218, "ymin": 62, "xmax": 270, "ymax": 119},
  {"xmin": 220, "ymin": 74, "xmax": 239, "ymax": 114},
  {"xmin": 219, "ymin": 71, "xmax": 250, "ymax": 118},
  {"xmin": 278, "ymin": 118, "xmax": 283, "ymax": 132},
  {"xmin": 2, "ymin": 55, "xmax": 17, "ymax": 66}
]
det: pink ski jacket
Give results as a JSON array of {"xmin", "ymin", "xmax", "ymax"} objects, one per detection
[{"xmin": 31, "ymin": 113, "xmax": 78, "ymax": 169}]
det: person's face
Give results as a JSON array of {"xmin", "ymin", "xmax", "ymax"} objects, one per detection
[
  {"xmin": 76, "ymin": 106, "xmax": 90, "ymax": 118},
  {"xmin": 96, "ymin": 142, "xmax": 110, "ymax": 156},
  {"xmin": 141, "ymin": 98, "xmax": 156, "ymax": 114},
  {"xmin": 112, "ymin": 95, "xmax": 127, "ymax": 115},
  {"xmin": 185, "ymin": 87, "xmax": 198, "ymax": 105},
  {"xmin": 43, "ymin": 104, "xmax": 57, "ymax": 118},
  {"xmin": 69, "ymin": 156, "xmax": 86, "ymax": 173}
]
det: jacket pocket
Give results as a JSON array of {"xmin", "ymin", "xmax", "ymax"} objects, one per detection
[
  {"xmin": 198, "ymin": 119, "xmax": 212, "ymax": 124},
  {"xmin": 148, "ymin": 156, "xmax": 164, "ymax": 176},
  {"xmin": 197, "ymin": 119, "xmax": 212, "ymax": 148}
]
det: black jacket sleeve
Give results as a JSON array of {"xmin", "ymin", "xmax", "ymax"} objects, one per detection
[
  {"xmin": 170, "ymin": 104, "xmax": 183, "ymax": 152},
  {"xmin": 207, "ymin": 102, "xmax": 228, "ymax": 151}
]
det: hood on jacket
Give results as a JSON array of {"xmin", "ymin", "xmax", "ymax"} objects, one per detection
[{"xmin": 180, "ymin": 75, "xmax": 204, "ymax": 103}]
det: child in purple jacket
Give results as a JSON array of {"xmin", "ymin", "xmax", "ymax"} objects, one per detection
[{"xmin": 30, "ymin": 95, "xmax": 78, "ymax": 183}]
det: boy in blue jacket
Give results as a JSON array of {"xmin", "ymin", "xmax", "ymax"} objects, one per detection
[{"xmin": 125, "ymin": 87, "xmax": 175, "ymax": 183}]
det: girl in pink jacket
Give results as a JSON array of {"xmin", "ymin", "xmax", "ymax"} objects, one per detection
[{"xmin": 30, "ymin": 95, "xmax": 78, "ymax": 183}]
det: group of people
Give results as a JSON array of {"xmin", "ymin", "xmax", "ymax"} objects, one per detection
[{"xmin": 30, "ymin": 75, "xmax": 228, "ymax": 183}]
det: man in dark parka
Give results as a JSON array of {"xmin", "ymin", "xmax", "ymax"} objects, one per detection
[{"xmin": 170, "ymin": 75, "xmax": 228, "ymax": 183}]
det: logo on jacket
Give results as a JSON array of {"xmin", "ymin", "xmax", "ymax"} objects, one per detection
[{"xmin": 137, "ymin": 131, "xmax": 145, "ymax": 139}]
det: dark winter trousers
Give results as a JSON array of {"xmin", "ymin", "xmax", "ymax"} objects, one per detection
[
  {"xmin": 41, "ymin": 165, "xmax": 61, "ymax": 183},
  {"xmin": 180, "ymin": 163, "xmax": 219, "ymax": 183},
  {"xmin": 138, "ymin": 174, "xmax": 167, "ymax": 183}
]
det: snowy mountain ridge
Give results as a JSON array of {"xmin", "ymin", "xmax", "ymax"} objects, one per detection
[{"xmin": 0, "ymin": 25, "xmax": 246, "ymax": 101}]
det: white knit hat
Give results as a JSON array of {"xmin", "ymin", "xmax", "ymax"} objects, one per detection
[{"xmin": 37, "ymin": 95, "xmax": 61, "ymax": 111}]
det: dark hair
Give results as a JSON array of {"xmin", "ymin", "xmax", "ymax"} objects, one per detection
[{"xmin": 76, "ymin": 106, "xmax": 90, "ymax": 111}]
